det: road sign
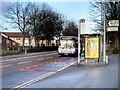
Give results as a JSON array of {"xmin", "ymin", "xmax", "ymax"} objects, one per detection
[
  {"xmin": 107, "ymin": 20, "xmax": 119, "ymax": 27},
  {"xmin": 107, "ymin": 27, "xmax": 118, "ymax": 32}
]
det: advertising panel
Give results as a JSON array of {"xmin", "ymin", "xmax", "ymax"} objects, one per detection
[{"xmin": 85, "ymin": 37, "xmax": 100, "ymax": 59}]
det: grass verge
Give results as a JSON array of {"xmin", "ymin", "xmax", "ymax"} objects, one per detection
[{"xmin": 0, "ymin": 50, "xmax": 23, "ymax": 56}]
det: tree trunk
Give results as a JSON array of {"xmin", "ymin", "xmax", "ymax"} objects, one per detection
[
  {"xmin": 46, "ymin": 40, "xmax": 48, "ymax": 46},
  {"xmin": 35, "ymin": 37, "xmax": 39, "ymax": 46},
  {"xmin": 48, "ymin": 40, "xmax": 51, "ymax": 46},
  {"xmin": 42, "ymin": 40, "xmax": 43, "ymax": 46},
  {"xmin": 29, "ymin": 37, "xmax": 31, "ymax": 47},
  {"xmin": 22, "ymin": 35, "xmax": 25, "ymax": 49},
  {"xmin": 35, "ymin": 40, "xmax": 38, "ymax": 47}
]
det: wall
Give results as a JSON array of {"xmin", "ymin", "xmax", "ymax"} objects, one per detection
[
  {"xmin": 2, "ymin": 36, "xmax": 19, "ymax": 50},
  {"xmin": 10, "ymin": 37, "xmax": 30, "ymax": 46}
]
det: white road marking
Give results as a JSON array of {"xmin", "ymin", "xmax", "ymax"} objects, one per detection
[
  {"xmin": 0, "ymin": 64, "xmax": 11, "ymax": 68},
  {"xmin": 17, "ymin": 57, "xmax": 50, "ymax": 65},
  {"xmin": 13, "ymin": 72, "xmax": 55, "ymax": 89},
  {"xmin": 57, "ymin": 62, "xmax": 76, "ymax": 72},
  {"xmin": 45, "ymin": 62, "xmax": 68, "ymax": 67},
  {"xmin": 18, "ymin": 61, "xmax": 31, "ymax": 64},
  {"xmin": 1, "ymin": 53, "xmax": 57, "ymax": 63},
  {"xmin": 45, "ymin": 57, "xmax": 53, "ymax": 59},
  {"xmin": 35, "ymin": 58, "xmax": 44, "ymax": 61}
]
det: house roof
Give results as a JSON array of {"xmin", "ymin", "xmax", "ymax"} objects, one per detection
[
  {"xmin": 2, "ymin": 32, "xmax": 29, "ymax": 37},
  {"xmin": 1, "ymin": 34, "xmax": 19, "ymax": 44}
]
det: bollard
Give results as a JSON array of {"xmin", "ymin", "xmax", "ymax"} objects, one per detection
[
  {"xmin": 85, "ymin": 59, "xmax": 88, "ymax": 63},
  {"xmin": 25, "ymin": 49, "xmax": 27, "ymax": 54},
  {"xmin": 106, "ymin": 55, "xmax": 109, "ymax": 64}
]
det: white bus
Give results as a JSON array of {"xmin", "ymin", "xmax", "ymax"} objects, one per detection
[{"xmin": 58, "ymin": 36, "xmax": 83, "ymax": 56}]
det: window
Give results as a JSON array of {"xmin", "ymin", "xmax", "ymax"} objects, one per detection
[
  {"xmin": 13, "ymin": 42, "xmax": 16, "ymax": 45},
  {"xmin": 16, "ymin": 37, "xmax": 21, "ymax": 40}
]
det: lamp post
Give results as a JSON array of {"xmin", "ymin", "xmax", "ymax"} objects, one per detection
[
  {"xmin": 0, "ymin": 32, "xmax": 1, "ymax": 50},
  {"xmin": 103, "ymin": 0, "xmax": 106, "ymax": 64},
  {"xmin": 78, "ymin": 20, "xmax": 81, "ymax": 64}
]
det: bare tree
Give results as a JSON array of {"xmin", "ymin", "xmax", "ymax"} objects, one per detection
[
  {"xmin": 89, "ymin": 1, "xmax": 104, "ymax": 33},
  {"xmin": 89, "ymin": 0, "xmax": 120, "ymax": 51},
  {"xmin": 4, "ymin": 2, "xmax": 31, "ymax": 48},
  {"xmin": 29, "ymin": 3, "xmax": 65, "ymax": 46},
  {"xmin": 63, "ymin": 21, "xmax": 78, "ymax": 36},
  {"xmin": 27, "ymin": 3, "xmax": 40, "ymax": 46},
  {"xmin": 54, "ymin": 13, "xmax": 65, "ymax": 37}
]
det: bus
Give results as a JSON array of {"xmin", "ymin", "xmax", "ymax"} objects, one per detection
[{"xmin": 58, "ymin": 36, "xmax": 83, "ymax": 56}]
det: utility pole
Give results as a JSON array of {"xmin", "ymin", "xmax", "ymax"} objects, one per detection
[
  {"xmin": 78, "ymin": 20, "xmax": 81, "ymax": 64},
  {"xmin": 103, "ymin": 0, "xmax": 106, "ymax": 64},
  {"xmin": 118, "ymin": 1, "xmax": 120, "ymax": 53},
  {"xmin": 0, "ymin": 32, "xmax": 1, "ymax": 50}
]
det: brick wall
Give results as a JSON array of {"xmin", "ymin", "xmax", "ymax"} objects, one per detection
[{"xmin": 2, "ymin": 36, "xmax": 19, "ymax": 50}]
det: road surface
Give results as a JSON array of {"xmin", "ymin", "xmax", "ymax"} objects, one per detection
[{"xmin": 2, "ymin": 51, "xmax": 82, "ymax": 88}]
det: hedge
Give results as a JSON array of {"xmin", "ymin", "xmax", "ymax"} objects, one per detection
[{"xmin": 27, "ymin": 46, "xmax": 58, "ymax": 52}]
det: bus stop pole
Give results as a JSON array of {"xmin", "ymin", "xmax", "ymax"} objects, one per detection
[
  {"xmin": 78, "ymin": 20, "xmax": 81, "ymax": 64},
  {"xmin": 103, "ymin": 0, "xmax": 106, "ymax": 64}
]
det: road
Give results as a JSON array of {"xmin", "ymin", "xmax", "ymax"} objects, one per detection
[
  {"xmin": 1, "ymin": 52, "xmax": 118, "ymax": 89},
  {"xmin": 2, "ymin": 51, "xmax": 82, "ymax": 88}
]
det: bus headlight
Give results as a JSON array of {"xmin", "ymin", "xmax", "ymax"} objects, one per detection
[
  {"xmin": 58, "ymin": 48, "xmax": 62, "ymax": 53},
  {"xmin": 71, "ymin": 48, "xmax": 75, "ymax": 53}
]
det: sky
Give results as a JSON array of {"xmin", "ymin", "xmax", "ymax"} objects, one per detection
[
  {"xmin": 47, "ymin": 2, "xmax": 95, "ymax": 34},
  {"xmin": 0, "ymin": 1, "xmax": 96, "ymax": 34},
  {"xmin": 47, "ymin": 2, "xmax": 90, "ymax": 22}
]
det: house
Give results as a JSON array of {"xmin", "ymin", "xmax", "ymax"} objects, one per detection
[
  {"xmin": 2, "ymin": 32, "xmax": 30, "ymax": 47},
  {"xmin": 1, "ymin": 32, "xmax": 57, "ymax": 50},
  {"xmin": 1, "ymin": 33, "xmax": 19, "ymax": 50}
]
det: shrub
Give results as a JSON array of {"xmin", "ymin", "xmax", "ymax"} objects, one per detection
[
  {"xmin": 113, "ymin": 47, "xmax": 119, "ymax": 54},
  {"xmin": 27, "ymin": 46, "xmax": 58, "ymax": 53},
  {"xmin": 0, "ymin": 50, "xmax": 24, "ymax": 56}
]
